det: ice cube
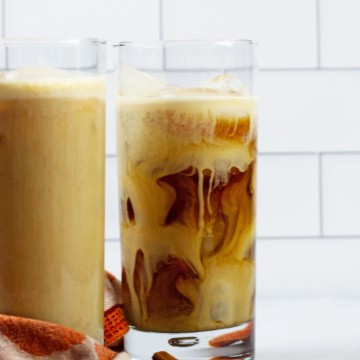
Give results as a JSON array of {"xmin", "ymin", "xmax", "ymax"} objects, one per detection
[
  {"xmin": 118, "ymin": 61, "xmax": 166, "ymax": 97},
  {"xmin": 202, "ymin": 75, "xmax": 249, "ymax": 96}
]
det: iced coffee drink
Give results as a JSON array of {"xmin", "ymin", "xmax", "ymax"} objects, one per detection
[
  {"xmin": 117, "ymin": 74, "xmax": 256, "ymax": 333},
  {"xmin": 0, "ymin": 69, "xmax": 105, "ymax": 342}
]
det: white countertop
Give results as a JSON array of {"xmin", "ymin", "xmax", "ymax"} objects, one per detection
[{"xmin": 256, "ymin": 298, "xmax": 360, "ymax": 360}]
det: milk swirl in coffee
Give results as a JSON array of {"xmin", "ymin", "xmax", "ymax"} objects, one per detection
[{"xmin": 117, "ymin": 68, "xmax": 256, "ymax": 332}]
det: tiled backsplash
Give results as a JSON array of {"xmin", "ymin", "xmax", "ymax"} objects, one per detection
[
  {"xmin": 3, "ymin": 0, "xmax": 360, "ymax": 295},
  {"xmin": 105, "ymin": 152, "xmax": 360, "ymax": 239},
  {"xmin": 319, "ymin": 0, "xmax": 360, "ymax": 68}
]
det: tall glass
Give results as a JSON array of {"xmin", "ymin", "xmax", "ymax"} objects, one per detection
[
  {"xmin": 115, "ymin": 40, "xmax": 257, "ymax": 359},
  {"xmin": 0, "ymin": 39, "xmax": 106, "ymax": 343}
]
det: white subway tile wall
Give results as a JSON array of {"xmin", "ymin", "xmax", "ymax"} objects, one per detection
[
  {"xmin": 5, "ymin": 0, "xmax": 160, "ymax": 42},
  {"xmin": 3, "ymin": 0, "xmax": 360, "ymax": 297},
  {"xmin": 322, "ymin": 154, "xmax": 360, "ymax": 236},
  {"xmin": 162, "ymin": 0, "xmax": 318, "ymax": 69},
  {"xmin": 5, "ymin": 0, "xmax": 160, "ymax": 70},
  {"xmin": 257, "ymin": 70, "xmax": 360, "ymax": 153},
  {"xmin": 320, "ymin": 0, "xmax": 360, "ymax": 68},
  {"xmin": 257, "ymin": 239, "xmax": 360, "ymax": 297},
  {"xmin": 257, "ymin": 155, "xmax": 320, "ymax": 238}
]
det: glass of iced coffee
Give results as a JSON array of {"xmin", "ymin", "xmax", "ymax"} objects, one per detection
[
  {"xmin": 115, "ymin": 40, "xmax": 256, "ymax": 359},
  {"xmin": 0, "ymin": 39, "xmax": 106, "ymax": 343}
]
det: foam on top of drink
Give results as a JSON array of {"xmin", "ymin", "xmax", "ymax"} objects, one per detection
[
  {"xmin": 0, "ymin": 68, "xmax": 105, "ymax": 99},
  {"xmin": 118, "ymin": 93, "xmax": 256, "ymax": 170}
]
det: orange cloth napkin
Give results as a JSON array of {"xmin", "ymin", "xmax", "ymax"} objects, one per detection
[{"xmin": 0, "ymin": 272, "xmax": 130, "ymax": 360}]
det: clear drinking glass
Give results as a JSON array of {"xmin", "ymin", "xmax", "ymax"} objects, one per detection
[
  {"xmin": 115, "ymin": 40, "xmax": 257, "ymax": 359},
  {"xmin": 0, "ymin": 39, "xmax": 106, "ymax": 343}
]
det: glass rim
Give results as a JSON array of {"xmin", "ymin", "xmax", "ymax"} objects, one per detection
[
  {"xmin": 114, "ymin": 39, "xmax": 257, "ymax": 48},
  {"xmin": 0, "ymin": 38, "xmax": 106, "ymax": 46}
]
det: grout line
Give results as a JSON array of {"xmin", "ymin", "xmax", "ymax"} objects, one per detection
[
  {"xmin": 107, "ymin": 66, "xmax": 360, "ymax": 73},
  {"xmin": 106, "ymin": 151, "xmax": 360, "ymax": 157},
  {"xmin": 258, "ymin": 295, "xmax": 360, "ymax": 300},
  {"xmin": 161, "ymin": 66, "xmax": 254, "ymax": 72},
  {"xmin": 2, "ymin": 0, "xmax": 8, "ymax": 70},
  {"xmin": 143, "ymin": 66, "xmax": 360, "ymax": 72},
  {"xmin": 105, "ymin": 235, "xmax": 360, "ymax": 242},
  {"xmin": 320, "ymin": 67, "xmax": 360, "ymax": 71},
  {"xmin": 1, "ymin": 0, "xmax": 5, "ymax": 37},
  {"xmin": 259, "ymin": 67, "xmax": 360, "ymax": 72},
  {"xmin": 318, "ymin": 153, "xmax": 324, "ymax": 236},
  {"xmin": 318, "ymin": 151, "xmax": 360, "ymax": 156},
  {"xmin": 259, "ymin": 67, "xmax": 319, "ymax": 72},
  {"xmin": 259, "ymin": 151, "xmax": 360, "ymax": 156},
  {"xmin": 259, "ymin": 151, "xmax": 318, "ymax": 156},
  {"xmin": 159, "ymin": 0, "xmax": 163, "ymax": 40},
  {"xmin": 158, "ymin": 0, "xmax": 166, "ymax": 70},
  {"xmin": 105, "ymin": 151, "xmax": 360, "ymax": 157},
  {"xmin": 316, "ymin": 0, "xmax": 321, "ymax": 68},
  {"xmin": 257, "ymin": 235, "xmax": 360, "ymax": 240}
]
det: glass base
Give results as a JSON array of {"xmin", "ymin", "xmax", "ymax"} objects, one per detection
[{"xmin": 124, "ymin": 320, "xmax": 254, "ymax": 360}]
